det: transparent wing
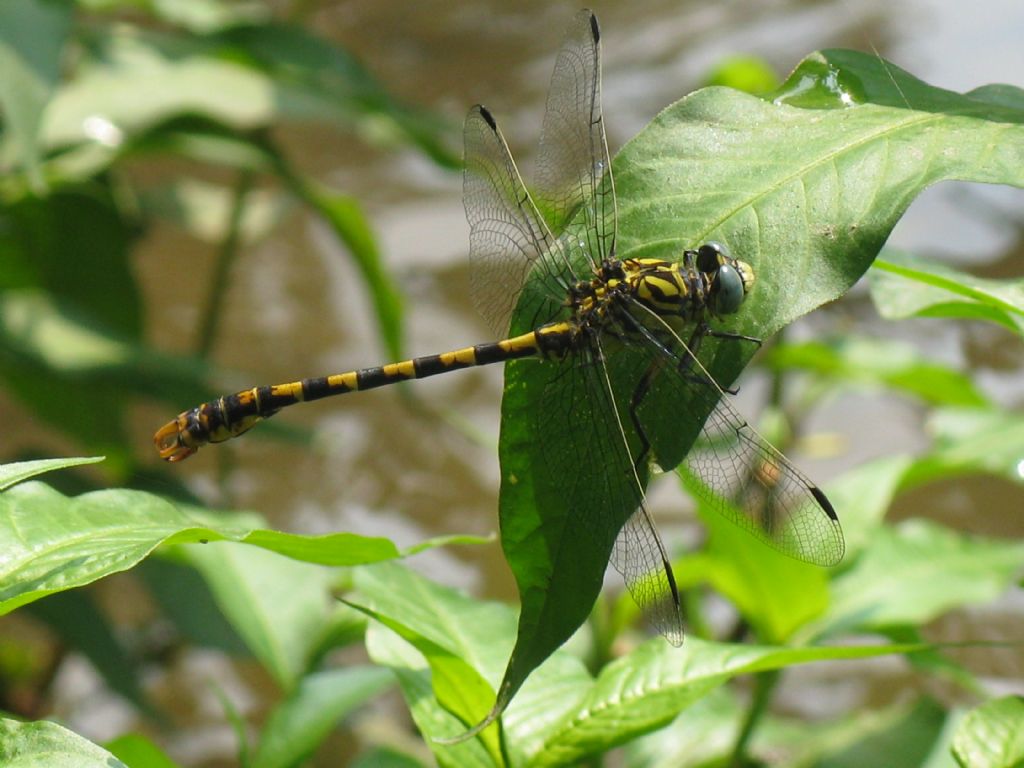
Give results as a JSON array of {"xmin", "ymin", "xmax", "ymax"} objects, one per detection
[
  {"xmin": 534, "ymin": 9, "xmax": 616, "ymax": 265},
  {"xmin": 612, "ymin": 504, "xmax": 685, "ymax": 645},
  {"xmin": 532, "ymin": 334, "xmax": 685, "ymax": 645},
  {"xmin": 685, "ymin": 396, "xmax": 845, "ymax": 566},
  {"xmin": 463, "ymin": 106, "xmax": 568, "ymax": 336},
  {"xmin": 629, "ymin": 314, "xmax": 845, "ymax": 567}
]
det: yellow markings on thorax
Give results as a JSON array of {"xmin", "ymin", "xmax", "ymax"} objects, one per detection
[{"xmin": 627, "ymin": 258, "xmax": 690, "ymax": 313}]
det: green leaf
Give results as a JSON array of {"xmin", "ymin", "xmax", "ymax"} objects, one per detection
[
  {"xmin": 348, "ymin": 601, "xmax": 505, "ymax": 765},
  {"xmin": 365, "ymin": 624, "xmax": 496, "ymax": 768},
  {"xmin": 353, "ymin": 561, "xmax": 593, "ymax": 766},
  {"xmin": 351, "ymin": 560, "xmax": 922, "ymax": 767},
  {"xmin": 182, "ymin": 543, "xmax": 336, "ymax": 688},
  {"xmin": 41, "ymin": 28, "xmax": 281, "ymax": 148},
  {"xmin": 695, "ymin": 494, "xmax": 832, "ymax": 643},
  {"xmin": 952, "ymin": 696, "xmax": 1024, "ymax": 768},
  {"xmin": 104, "ymin": 732, "xmax": 180, "ymax": 768},
  {"xmin": 904, "ymin": 407, "xmax": 1024, "ymax": 487},
  {"xmin": 0, "ymin": 0, "xmax": 73, "ymax": 190},
  {"xmin": 815, "ymin": 697, "xmax": 953, "ymax": 768},
  {"xmin": 704, "ymin": 55, "xmax": 780, "ymax": 95},
  {"xmin": 869, "ymin": 250, "xmax": 1024, "ymax": 335},
  {"xmin": 763, "ymin": 336, "xmax": 989, "ymax": 406},
  {"xmin": 527, "ymin": 637, "xmax": 922, "ymax": 767},
  {"xmin": 0, "ymin": 717, "xmax": 128, "ymax": 767},
  {"xmin": 810, "ymin": 519, "xmax": 1024, "ymax": 638},
  {"xmin": 39, "ymin": 20, "xmax": 454, "ymax": 167},
  {"xmin": 0, "ymin": 456, "xmax": 103, "ymax": 491},
  {"xmin": 627, "ymin": 689, "xmax": 942, "ymax": 768},
  {"xmin": 496, "ymin": 47, "xmax": 1024, "ymax": 724},
  {"xmin": 251, "ymin": 666, "xmax": 393, "ymax": 768},
  {"xmin": 0, "ymin": 478, "xmax": 411, "ymax": 616},
  {"xmin": 351, "ymin": 562, "xmax": 513, "ymax": 758},
  {"xmin": 817, "ymin": 455, "xmax": 912, "ymax": 557}
]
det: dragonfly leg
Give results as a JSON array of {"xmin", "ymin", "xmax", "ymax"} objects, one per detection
[
  {"xmin": 684, "ymin": 323, "xmax": 761, "ymax": 395},
  {"xmin": 705, "ymin": 328, "xmax": 762, "ymax": 346},
  {"xmin": 628, "ymin": 358, "xmax": 664, "ymax": 473},
  {"xmin": 627, "ymin": 319, "xmax": 760, "ymax": 472}
]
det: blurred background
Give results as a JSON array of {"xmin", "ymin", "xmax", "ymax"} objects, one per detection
[{"xmin": 2, "ymin": 0, "xmax": 1022, "ymax": 765}]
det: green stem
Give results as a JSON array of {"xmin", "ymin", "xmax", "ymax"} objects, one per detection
[
  {"xmin": 196, "ymin": 170, "xmax": 253, "ymax": 361},
  {"xmin": 729, "ymin": 669, "xmax": 780, "ymax": 766}
]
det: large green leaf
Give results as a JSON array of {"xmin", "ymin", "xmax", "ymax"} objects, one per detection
[
  {"xmin": 494, "ymin": 48, "xmax": 1024, "ymax": 726},
  {"xmin": 0, "ymin": 477, "xmax": 407, "ymax": 616}
]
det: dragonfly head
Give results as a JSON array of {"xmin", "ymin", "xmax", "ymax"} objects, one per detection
[{"xmin": 696, "ymin": 241, "xmax": 755, "ymax": 316}]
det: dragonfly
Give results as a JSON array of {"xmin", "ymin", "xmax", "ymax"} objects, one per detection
[{"xmin": 155, "ymin": 10, "xmax": 844, "ymax": 642}]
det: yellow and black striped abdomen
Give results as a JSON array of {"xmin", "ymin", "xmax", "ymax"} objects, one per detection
[{"xmin": 154, "ymin": 323, "xmax": 577, "ymax": 461}]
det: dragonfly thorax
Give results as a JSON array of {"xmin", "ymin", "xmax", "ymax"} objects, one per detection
[
  {"xmin": 620, "ymin": 244, "xmax": 755, "ymax": 324},
  {"xmin": 564, "ymin": 243, "xmax": 755, "ymax": 340}
]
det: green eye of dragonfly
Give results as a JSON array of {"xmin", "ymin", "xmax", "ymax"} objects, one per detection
[
  {"xmin": 713, "ymin": 263, "xmax": 745, "ymax": 315},
  {"xmin": 154, "ymin": 9, "xmax": 843, "ymax": 645}
]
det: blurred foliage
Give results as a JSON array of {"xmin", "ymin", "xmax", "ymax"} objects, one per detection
[
  {"xmin": 0, "ymin": 0, "xmax": 457, "ymax": 478},
  {"xmin": 1, "ymin": 2, "xmax": 1023, "ymax": 767},
  {"xmin": 704, "ymin": 54, "xmax": 780, "ymax": 95}
]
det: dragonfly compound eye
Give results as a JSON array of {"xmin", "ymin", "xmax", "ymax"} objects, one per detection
[
  {"xmin": 696, "ymin": 241, "xmax": 731, "ymax": 272},
  {"xmin": 712, "ymin": 263, "xmax": 746, "ymax": 315}
]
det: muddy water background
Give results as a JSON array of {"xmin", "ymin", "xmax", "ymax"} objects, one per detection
[{"xmin": 130, "ymin": 0, "xmax": 1024, "ymax": 761}]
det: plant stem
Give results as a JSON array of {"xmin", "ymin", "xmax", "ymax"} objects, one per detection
[
  {"xmin": 729, "ymin": 669, "xmax": 780, "ymax": 767},
  {"xmin": 196, "ymin": 170, "xmax": 253, "ymax": 361}
]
